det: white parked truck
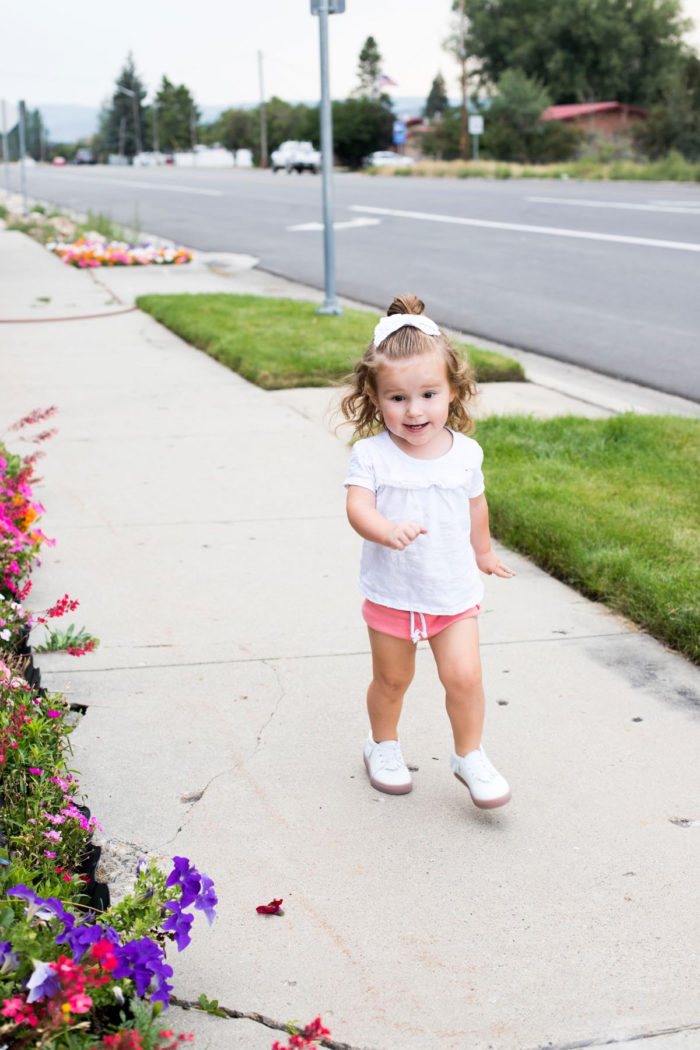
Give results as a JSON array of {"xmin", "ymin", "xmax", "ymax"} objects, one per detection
[{"xmin": 270, "ymin": 140, "xmax": 321, "ymax": 174}]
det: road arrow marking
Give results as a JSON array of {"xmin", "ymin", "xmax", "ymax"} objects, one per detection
[{"xmin": 287, "ymin": 217, "xmax": 381, "ymax": 231}]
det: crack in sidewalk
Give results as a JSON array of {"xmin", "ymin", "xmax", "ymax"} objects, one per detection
[
  {"xmin": 523, "ymin": 1018, "xmax": 700, "ymax": 1049},
  {"xmin": 159, "ymin": 660, "xmax": 286, "ymax": 848},
  {"xmin": 170, "ymin": 995, "xmax": 376, "ymax": 1050}
]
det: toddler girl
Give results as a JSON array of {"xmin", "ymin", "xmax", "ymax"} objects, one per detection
[{"xmin": 341, "ymin": 294, "xmax": 515, "ymax": 809}]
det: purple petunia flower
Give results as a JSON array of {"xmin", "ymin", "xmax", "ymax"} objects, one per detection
[
  {"xmin": 162, "ymin": 901, "xmax": 194, "ymax": 951},
  {"xmin": 0, "ymin": 942, "xmax": 20, "ymax": 975},
  {"xmin": 8, "ymin": 884, "xmax": 54, "ymax": 922},
  {"xmin": 194, "ymin": 874, "xmax": 218, "ymax": 926},
  {"xmin": 26, "ymin": 960, "xmax": 60, "ymax": 1003},
  {"xmin": 165, "ymin": 856, "xmax": 201, "ymax": 908},
  {"xmin": 66, "ymin": 921, "xmax": 119, "ymax": 961},
  {"xmin": 113, "ymin": 937, "xmax": 174, "ymax": 1005}
]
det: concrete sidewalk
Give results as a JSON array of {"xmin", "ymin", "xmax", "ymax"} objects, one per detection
[{"xmin": 2, "ymin": 226, "xmax": 700, "ymax": 1050}]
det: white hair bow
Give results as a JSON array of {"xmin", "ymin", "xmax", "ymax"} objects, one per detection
[{"xmin": 373, "ymin": 314, "xmax": 440, "ymax": 346}]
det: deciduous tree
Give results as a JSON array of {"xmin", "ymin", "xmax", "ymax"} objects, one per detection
[{"xmin": 457, "ymin": 0, "xmax": 689, "ymax": 106}]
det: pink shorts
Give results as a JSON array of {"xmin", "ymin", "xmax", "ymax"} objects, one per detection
[{"xmin": 362, "ymin": 599, "xmax": 481, "ymax": 643}]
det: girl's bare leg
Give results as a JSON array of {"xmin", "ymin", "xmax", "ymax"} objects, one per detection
[
  {"xmin": 428, "ymin": 617, "xmax": 485, "ymax": 755},
  {"xmin": 366, "ymin": 627, "xmax": 416, "ymax": 741}
]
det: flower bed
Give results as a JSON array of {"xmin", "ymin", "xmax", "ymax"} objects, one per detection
[
  {"xmin": 0, "ymin": 413, "xmax": 213, "ymax": 1048},
  {"xmin": 47, "ymin": 238, "xmax": 193, "ymax": 268}
]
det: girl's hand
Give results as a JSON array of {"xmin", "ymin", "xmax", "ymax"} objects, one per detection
[
  {"xmin": 476, "ymin": 549, "xmax": 516, "ymax": 577},
  {"xmin": 384, "ymin": 520, "xmax": 427, "ymax": 550}
]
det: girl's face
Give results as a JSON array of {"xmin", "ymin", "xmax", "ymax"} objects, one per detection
[{"xmin": 371, "ymin": 350, "xmax": 455, "ymax": 458}]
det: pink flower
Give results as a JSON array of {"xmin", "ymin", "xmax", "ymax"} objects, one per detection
[
  {"xmin": 29, "ymin": 767, "xmax": 43, "ymax": 775},
  {"xmin": 44, "ymin": 850, "xmax": 56, "ymax": 857},
  {"xmin": 44, "ymin": 830, "xmax": 61, "ymax": 842}
]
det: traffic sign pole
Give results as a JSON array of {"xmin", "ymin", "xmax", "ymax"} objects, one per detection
[{"xmin": 313, "ymin": 0, "xmax": 343, "ymax": 315}]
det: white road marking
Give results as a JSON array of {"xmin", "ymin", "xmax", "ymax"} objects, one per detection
[
  {"xmin": 528, "ymin": 195, "xmax": 700, "ymax": 215},
  {"xmin": 651, "ymin": 199, "xmax": 700, "ymax": 208},
  {"xmin": 53, "ymin": 173, "xmax": 223, "ymax": 196},
  {"xmin": 287, "ymin": 216, "xmax": 381, "ymax": 231},
  {"xmin": 350, "ymin": 204, "xmax": 700, "ymax": 253}
]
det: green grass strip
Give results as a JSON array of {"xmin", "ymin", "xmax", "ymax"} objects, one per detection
[
  {"xmin": 475, "ymin": 414, "xmax": 700, "ymax": 663},
  {"xmin": 136, "ymin": 292, "xmax": 525, "ymax": 388}
]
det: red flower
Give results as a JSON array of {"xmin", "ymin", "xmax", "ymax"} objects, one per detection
[{"xmin": 256, "ymin": 897, "xmax": 284, "ymax": 915}]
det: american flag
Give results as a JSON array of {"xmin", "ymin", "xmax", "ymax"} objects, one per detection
[{"xmin": 379, "ymin": 73, "xmax": 398, "ymax": 87}]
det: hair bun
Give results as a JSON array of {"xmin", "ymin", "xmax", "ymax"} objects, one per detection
[{"xmin": 387, "ymin": 294, "xmax": 425, "ymax": 317}]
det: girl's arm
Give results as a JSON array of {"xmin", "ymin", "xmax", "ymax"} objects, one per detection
[
  {"xmin": 469, "ymin": 493, "xmax": 516, "ymax": 578},
  {"xmin": 346, "ymin": 485, "xmax": 426, "ymax": 551}
]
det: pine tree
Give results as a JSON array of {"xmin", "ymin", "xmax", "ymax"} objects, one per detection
[
  {"xmin": 355, "ymin": 36, "xmax": 383, "ymax": 98},
  {"xmin": 102, "ymin": 53, "xmax": 148, "ymax": 157},
  {"xmin": 425, "ymin": 73, "xmax": 449, "ymax": 120},
  {"xmin": 154, "ymin": 76, "xmax": 200, "ymax": 152}
]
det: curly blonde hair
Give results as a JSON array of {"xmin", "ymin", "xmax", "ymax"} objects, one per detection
[{"xmin": 340, "ymin": 293, "xmax": 478, "ymax": 438}]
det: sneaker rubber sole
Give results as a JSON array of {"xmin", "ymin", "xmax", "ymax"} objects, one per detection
[
  {"xmin": 364, "ymin": 753, "xmax": 413, "ymax": 795},
  {"xmin": 453, "ymin": 770, "xmax": 511, "ymax": 809}
]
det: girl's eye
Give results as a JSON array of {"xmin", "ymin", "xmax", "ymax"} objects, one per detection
[
  {"xmin": 424, "ymin": 392, "xmax": 436, "ymax": 398},
  {"xmin": 390, "ymin": 395, "xmax": 405, "ymax": 402}
]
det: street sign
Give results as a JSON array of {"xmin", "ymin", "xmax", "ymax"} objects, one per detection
[
  {"xmin": 392, "ymin": 120, "xmax": 407, "ymax": 145},
  {"xmin": 468, "ymin": 115, "xmax": 484, "ymax": 136},
  {"xmin": 310, "ymin": 0, "xmax": 345, "ymax": 12}
]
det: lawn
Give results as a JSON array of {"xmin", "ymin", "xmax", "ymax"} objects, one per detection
[
  {"xmin": 475, "ymin": 413, "xmax": 700, "ymax": 664},
  {"xmin": 136, "ymin": 293, "xmax": 525, "ymax": 388}
]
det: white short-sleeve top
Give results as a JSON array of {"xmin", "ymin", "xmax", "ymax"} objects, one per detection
[{"xmin": 344, "ymin": 429, "xmax": 486, "ymax": 615}]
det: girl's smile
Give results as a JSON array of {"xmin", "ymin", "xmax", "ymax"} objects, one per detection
[{"xmin": 372, "ymin": 351, "xmax": 455, "ymax": 458}]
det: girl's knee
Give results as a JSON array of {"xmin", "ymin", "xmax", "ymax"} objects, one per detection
[
  {"xmin": 372, "ymin": 668, "xmax": 413, "ymax": 698},
  {"xmin": 439, "ymin": 662, "xmax": 482, "ymax": 695}
]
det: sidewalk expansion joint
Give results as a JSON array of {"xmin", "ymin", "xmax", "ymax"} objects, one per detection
[
  {"xmin": 170, "ymin": 995, "xmax": 375, "ymax": 1050},
  {"xmin": 37, "ymin": 633, "xmax": 628, "ymax": 677},
  {"xmin": 523, "ymin": 1017, "xmax": 700, "ymax": 1049}
]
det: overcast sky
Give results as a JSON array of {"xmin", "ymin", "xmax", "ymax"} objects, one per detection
[{"xmin": 3, "ymin": 0, "xmax": 700, "ymax": 110}]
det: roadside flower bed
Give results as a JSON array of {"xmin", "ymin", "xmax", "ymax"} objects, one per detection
[{"xmin": 46, "ymin": 238, "xmax": 193, "ymax": 268}]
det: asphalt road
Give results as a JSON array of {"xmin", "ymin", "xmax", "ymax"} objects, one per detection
[{"xmin": 9, "ymin": 163, "xmax": 700, "ymax": 400}]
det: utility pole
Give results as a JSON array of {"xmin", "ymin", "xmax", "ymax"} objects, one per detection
[
  {"xmin": 312, "ymin": 0, "xmax": 344, "ymax": 315},
  {"xmin": 258, "ymin": 49, "xmax": 268, "ymax": 169},
  {"xmin": 458, "ymin": 0, "xmax": 469, "ymax": 160},
  {"xmin": 190, "ymin": 105, "xmax": 197, "ymax": 152}
]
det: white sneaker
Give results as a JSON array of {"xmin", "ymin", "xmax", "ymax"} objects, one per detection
[
  {"xmin": 363, "ymin": 734, "xmax": 413, "ymax": 795},
  {"xmin": 450, "ymin": 746, "xmax": 511, "ymax": 809}
]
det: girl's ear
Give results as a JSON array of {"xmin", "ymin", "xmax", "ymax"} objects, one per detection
[{"xmin": 365, "ymin": 383, "xmax": 379, "ymax": 409}]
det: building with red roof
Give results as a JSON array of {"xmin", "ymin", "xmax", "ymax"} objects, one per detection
[{"xmin": 541, "ymin": 101, "xmax": 647, "ymax": 138}]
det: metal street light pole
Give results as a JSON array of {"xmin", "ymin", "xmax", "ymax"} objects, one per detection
[
  {"xmin": 314, "ymin": 0, "xmax": 343, "ymax": 315},
  {"xmin": 258, "ymin": 50, "xmax": 268, "ymax": 169},
  {"xmin": 119, "ymin": 87, "xmax": 142, "ymax": 157}
]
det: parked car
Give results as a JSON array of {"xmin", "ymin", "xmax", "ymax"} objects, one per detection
[
  {"xmin": 270, "ymin": 140, "xmax": 321, "ymax": 174},
  {"xmin": 75, "ymin": 148, "xmax": 97, "ymax": 164},
  {"xmin": 51, "ymin": 156, "xmax": 66, "ymax": 166},
  {"xmin": 364, "ymin": 150, "xmax": 415, "ymax": 168}
]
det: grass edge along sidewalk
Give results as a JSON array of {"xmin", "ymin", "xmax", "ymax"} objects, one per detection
[
  {"xmin": 136, "ymin": 293, "xmax": 525, "ymax": 388},
  {"xmin": 477, "ymin": 413, "xmax": 700, "ymax": 665},
  {"xmin": 138, "ymin": 294, "xmax": 698, "ymax": 664}
]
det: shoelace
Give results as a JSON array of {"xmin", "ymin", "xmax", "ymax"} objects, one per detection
[
  {"xmin": 375, "ymin": 740, "xmax": 405, "ymax": 771},
  {"xmin": 465, "ymin": 748, "xmax": 496, "ymax": 783}
]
